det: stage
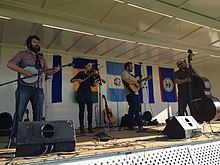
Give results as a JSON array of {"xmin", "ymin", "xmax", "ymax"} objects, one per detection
[{"xmin": 1, "ymin": 122, "xmax": 220, "ymax": 165}]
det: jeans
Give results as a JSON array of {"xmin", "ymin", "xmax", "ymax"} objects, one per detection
[
  {"xmin": 78, "ymin": 100, "xmax": 93, "ymax": 127},
  {"xmin": 10, "ymin": 84, "xmax": 44, "ymax": 140},
  {"xmin": 178, "ymin": 93, "xmax": 191, "ymax": 116},
  {"xmin": 126, "ymin": 93, "xmax": 142, "ymax": 128}
]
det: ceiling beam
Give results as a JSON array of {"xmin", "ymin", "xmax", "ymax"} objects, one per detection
[
  {"xmin": 46, "ymin": 30, "xmax": 61, "ymax": 49},
  {"xmin": 123, "ymin": 0, "xmax": 220, "ymax": 29}
]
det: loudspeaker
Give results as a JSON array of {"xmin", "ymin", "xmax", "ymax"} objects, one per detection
[
  {"xmin": 16, "ymin": 120, "xmax": 75, "ymax": 157},
  {"xmin": 163, "ymin": 116, "xmax": 201, "ymax": 139}
]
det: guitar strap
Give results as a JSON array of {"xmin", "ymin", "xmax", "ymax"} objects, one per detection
[
  {"xmin": 128, "ymin": 73, "xmax": 136, "ymax": 93},
  {"xmin": 122, "ymin": 72, "xmax": 134, "ymax": 86},
  {"xmin": 35, "ymin": 53, "xmax": 41, "ymax": 69}
]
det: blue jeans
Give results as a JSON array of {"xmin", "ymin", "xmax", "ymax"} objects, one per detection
[
  {"xmin": 178, "ymin": 93, "xmax": 191, "ymax": 116},
  {"xmin": 126, "ymin": 93, "xmax": 142, "ymax": 128},
  {"xmin": 10, "ymin": 84, "xmax": 44, "ymax": 140}
]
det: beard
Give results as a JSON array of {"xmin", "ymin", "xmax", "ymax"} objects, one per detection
[
  {"xmin": 128, "ymin": 68, "xmax": 133, "ymax": 72},
  {"xmin": 30, "ymin": 44, "xmax": 40, "ymax": 53}
]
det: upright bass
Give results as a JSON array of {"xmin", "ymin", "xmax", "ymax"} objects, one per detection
[{"xmin": 187, "ymin": 49, "xmax": 220, "ymax": 122}]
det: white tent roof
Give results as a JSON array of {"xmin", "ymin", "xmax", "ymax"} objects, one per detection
[{"xmin": 1, "ymin": 0, "xmax": 220, "ymax": 67}]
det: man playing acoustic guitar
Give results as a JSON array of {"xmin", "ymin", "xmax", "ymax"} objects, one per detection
[{"xmin": 121, "ymin": 62, "xmax": 143, "ymax": 131}]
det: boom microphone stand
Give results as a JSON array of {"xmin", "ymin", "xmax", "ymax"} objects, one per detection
[
  {"xmin": 136, "ymin": 62, "xmax": 149, "ymax": 132},
  {"xmin": 35, "ymin": 50, "xmax": 41, "ymax": 121},
  {"xmin": 94, "ymin": 67, "xmax": 109, "ymax": 141},
  {"xmin": 142, "ymin": 82, "xmax": 154, "ymax": 120}
]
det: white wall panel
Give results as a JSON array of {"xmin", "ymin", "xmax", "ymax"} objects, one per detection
[{"xmin": 3, "ymin": 46, "xmax": 220, "ymax": 129}]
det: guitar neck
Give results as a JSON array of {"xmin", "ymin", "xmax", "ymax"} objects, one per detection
[
  {"xmin": 43, "ymin": 62, "xmax": 73, "ymax": 73},
  {"xmin": 48, "ymin": 64, "xmax": 69, "ymax": 71},
  {"xmin": 139, "ymin": 76, "xmax": 151, "ymax": 83}
]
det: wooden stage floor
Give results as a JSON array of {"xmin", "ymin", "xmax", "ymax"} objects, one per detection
[{"xmin": 1, "ymin": 122, "xmax": 220, "ymax": 164}]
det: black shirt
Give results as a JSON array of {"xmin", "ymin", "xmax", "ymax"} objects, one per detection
[
  {"xmin": 72, "ymin": 71, "xmax": 95, "ymax": 102},
  {"xmin": 174, "ymin": 68, "xmax": 190, "ymax": 95}
]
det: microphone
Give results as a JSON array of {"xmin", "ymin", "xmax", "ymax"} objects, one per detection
[
  {"xmin": 38, "ymin": 53, "xmax": 43, "ymax": 56},
  {"xmin": 97, "ymin": 65, "xmax": 104, "ymax": 70},
  {"xmin": 187, "ymin": 49, "xmax": 194, "ymax": 56},
  {"xmin": 138, "ymin": 62, "xmax": 143, "ymax": 65},
  {"xmin": 183, "ymin": 59, "xmax": 186, "ymax": 65},
  {"xmin": 92, "ymin": 63, "xmax": 98, "ymax": 69},
  {"xmin": 101, "ymin": 79, "xmax": 106, "ymax": 84}
]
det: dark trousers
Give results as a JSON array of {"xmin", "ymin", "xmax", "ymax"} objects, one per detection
[
  {"xmin": 78, "ymin": 100, "xmax": 93, "ymax": 127},
  {"xmin": 126, "ymin": 93, "xmax": 142, "ymax": 128},
  {"xmin": 178, "ymin": 93, "xmax": 192, "ymax": 116}
]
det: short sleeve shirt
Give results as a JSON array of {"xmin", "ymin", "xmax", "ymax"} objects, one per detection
[
  {"xmin": 8, "ymin": 50, "xmax": 49, "ymax": 88},
  {"xmin": 121, "ymin": 70, "xmax": 138, "ymax": 95},
  {"xmin": 174, "ymin": 68, "xmax": 190, "ymax": 94}
]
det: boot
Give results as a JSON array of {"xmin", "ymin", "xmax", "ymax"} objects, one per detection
[
  {"xmin": 80, "ymin": 126, "xmax": 85, "ymax": 134},
  {"xmin": 88, "ymin": 125, "xmax": 94, "ymax": 133}
]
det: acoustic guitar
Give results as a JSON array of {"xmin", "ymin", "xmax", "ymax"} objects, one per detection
[
  {"xmin": 129, "ymin": 75, "xmax": 151, "ymax": 93},
  {"xmin": 102, "ymin": 95, "xmax": 116, "ymax": 125}
]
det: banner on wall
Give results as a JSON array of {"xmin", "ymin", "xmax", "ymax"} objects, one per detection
[
  {"xmin": 134, "ymin": 64, "xmax": 155, "ymax": 104},
  {"xmin": 158, "ymin": 67, "xmax": 177, "ymax": 102},
  {"xmin": 142, "ymin": 65, "xmax": 155, "ymax": 104},
  {"xmin": 72, "ymin": 57, "xmax": 98, "ymax": 103},
  {"xmin": 106, "ymin": 61, "xmax": 126, "ymax": 102},
  {"xmin": 134, "ymin": 64, "xmax": 144, "ymax": 103},
  {"xmin": 52, "ymin": 55, "xmax": 62, "ymax": 103}
]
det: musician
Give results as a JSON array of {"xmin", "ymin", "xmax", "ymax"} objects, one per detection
[
  {"xmin": 174, "ymin": 60, "xmax": 193, "ymax": 116},
  {"xmin": 7, "ymin": 35, "xmax": 60, "ymax": 147},
  {"xmin": 121, "ymin": 62, "xmax": 143, "ymax": 131},
  {"xmin": 70, "ymin": 61, "xmax": 99, "ymax": 134}
]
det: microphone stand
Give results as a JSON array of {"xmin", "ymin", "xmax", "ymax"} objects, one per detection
[
  {"xmin": 95, "ymin": 68, "xmax": 109, "ymax": 140},
  {"xmin": 98, "ymin": 75, "xmax": 102, "ymax": 130},
  {"xmin": 136, "ymin": 62, "xmax": 148, "ymax": 132},
  {"xmin": 138, "ymin": 63, "xmax": 143, "ymax": 119},
  {"xmin": 35, "ymin": 50, "xmax": 41, "ymax": 121}
]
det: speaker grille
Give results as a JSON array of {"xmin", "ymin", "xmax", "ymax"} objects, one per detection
[{"xmin": 16, "ymin": 120, "xmax": 75, "ymax": 156}]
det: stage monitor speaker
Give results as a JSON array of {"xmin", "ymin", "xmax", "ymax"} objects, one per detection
[
  {"xmin": 16, "ymin": 120, "xmax": 75, "ymax": 157},
  {"xmin": 163, "ymin": 116, "xmax": 201, "ymax": 139}
]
